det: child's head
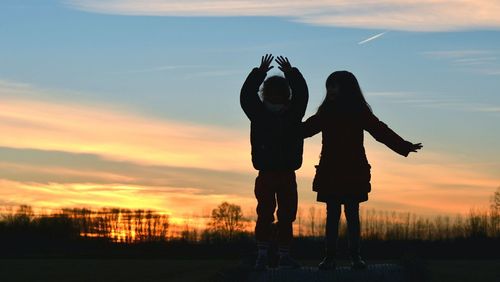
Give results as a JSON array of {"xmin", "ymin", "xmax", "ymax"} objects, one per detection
[
  {"xmin": 318, "ymin": 70, "xmax": 372, "ymax": 114},
  {"xmin": 261, "ymin": 75, "xmax": 291, "ymax": 104},
  {"xmin": 325, "ymin": 71, "xmax": 361, "ymax": 101}
]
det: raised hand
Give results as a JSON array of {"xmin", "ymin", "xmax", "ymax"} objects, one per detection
[
  {"xmin": 275, "ymin": 56, "xmax": 292, "ymax": 73},
  {"xmin": 259, "ymin": 54, "xmax": 274, "ymax": 72},
  {"xmin": 409, "ymin": 142, "xmax": 423, "ymax": 153}
]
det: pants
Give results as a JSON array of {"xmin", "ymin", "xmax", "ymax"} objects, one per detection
[
  {"xmin": 254, "ymin": 171, "xmax": 298, "ymax": 246},
  {"xmin": 325, "ymin": 200, "xmax": 361, "ymax": 258}
]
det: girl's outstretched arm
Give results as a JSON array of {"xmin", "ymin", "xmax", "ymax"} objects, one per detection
[
  {"xmin": 302, "ymin": 114, "xmax": 322, "ymax": 139},
  {"xmin": 364, "ymin": 112, "xmax": 422, "ymax": 156}
]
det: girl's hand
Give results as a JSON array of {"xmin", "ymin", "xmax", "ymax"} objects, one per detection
[
  {"xmin": 409, "ymin": 142, "xmax": 423, "ymax": 153},
  {"xmin": 259, "ymin": 54, "xmax": 274, "ymax": 72},
  {"xmin": 275, "ymin": 56, "xmax": 292, "ymax": 73}
]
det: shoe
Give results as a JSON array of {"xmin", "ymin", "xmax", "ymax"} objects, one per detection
[
  {"xmin": 318, "ymin": 257, "xmax": 336, "ymax": 270},
  {"xmin": 278, "ymin": 255, "xmax": 301, "ymax": 269},
  {"xmin": 254, "ymin": 255, "xmax": 268, "ymax": 271},
  {"xmin": 351, "ymin": 255, "xmax": 367, "ymax": 270}
]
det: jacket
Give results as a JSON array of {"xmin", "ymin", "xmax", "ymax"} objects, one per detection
[
  {"xmin": 240, "ymin": 67, "xmax": 308, "ymax": 171},
  {"xmin": 302, "ymin": 109, "xmax": 412, "ymax": 196}
]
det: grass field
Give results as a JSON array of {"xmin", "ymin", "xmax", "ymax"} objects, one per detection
[
  {"xmin": 0, "ymin": 259, "xmax": 239, "ymax": 282},
  {"xmin": 426, "ymin": 260, "xmax": 500, "ymax": 282},
  {"xmin": 0, "ymin": 259, "xmax": 498, "ymax": 282}
]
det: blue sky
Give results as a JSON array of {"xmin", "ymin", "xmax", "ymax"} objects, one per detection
[{"xmin": 0, "ymin": 0, "xmax": 499, "ymax": 218}]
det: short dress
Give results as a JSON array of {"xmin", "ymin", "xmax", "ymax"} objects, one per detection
[{"xmin": 313, "ymin": 163, "xmax": 371, "ymax": 204}]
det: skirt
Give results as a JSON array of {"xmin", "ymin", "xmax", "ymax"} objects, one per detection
[
  {"xmin": 316, "ymin": 191, "xmax": 368, "ymax": 203},
  {"xmin": 313, "ymin": 164, "xmax": 371, "ymax": 203}
]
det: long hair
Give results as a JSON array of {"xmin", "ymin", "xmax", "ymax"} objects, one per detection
[{"xmin": 317, "ymin": 71, "xmax": 372, "ymax": 115}]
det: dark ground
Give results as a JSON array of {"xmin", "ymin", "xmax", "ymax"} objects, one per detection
[{"xmin": 0, "ymin": 259, "xmax": 498, "ymax": 282}]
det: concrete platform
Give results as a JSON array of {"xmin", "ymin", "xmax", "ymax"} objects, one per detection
[{"xmin": 245, "ymin": 263, "xmax": 406, "ymax": 282}]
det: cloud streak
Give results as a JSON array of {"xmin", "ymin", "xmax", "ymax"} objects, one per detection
[
  {"xmin": 358, "ymin": 31, "xmax": 387, "ymax": 45},
  {"xmin": 64, "ymin": 0, "xmax": 500, "ymax": 31},
  {"xmin": 107, "ymin": 65, "xmax": 206, "ymax": 75},
  {"xmin": 0, "ymin": 80, "xmax": 498, "ymax": 217},
  {"xmin": 0, "ymin": 94, "xmax": 251, "ymax": 173},
  {"xmin": 422, "ymin": 49, "xmax": 500, "ymax": 76},
  {"xmin": 367, "ymin": 89, "xmax": 500, "ymax": 115},
  {"xmin": 360, "ymin": 146, "xmax": 500, "ymax": 215},
  {"xmin": 0, "ymin": 146, "xmax": 255, "ymax": 196},
  {"xmin": 0, "ymin": 179, "xmax": 249, "ymax": 225}
]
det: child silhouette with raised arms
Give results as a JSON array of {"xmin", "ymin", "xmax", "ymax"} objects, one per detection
[
  {"xmin": 240, "ymin": 54, "xmax": 308, "ymax": 270},
  {"xmin": 302, "ymin": 70, "xmax": 422, "ymax": 270}
]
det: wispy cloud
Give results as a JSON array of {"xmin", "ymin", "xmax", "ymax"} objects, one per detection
[
  {"xmin": 0, "ymin": 178, "xmax": 249, "ymax": 224},
  {"xmin": 0, "ymin": 79, "xmax": 325, "ymax": 178},
  {"xmin": 421, "ymin": 50, "xmax": 492, "ymax": 59},
  {"xmin": 422, "ymin": 49, "xmax": 500, "ymax": 76},
  {"xmin": 182, "ymin": 69, "xmax": 246, "ymax": 79},
  {"xmin": 106, "ymin": 65, "xmax": 245, "ymax": 78},
  {"xmin": 358, "ymin": 31, "xmax": 387, "ymax": 45},
  {"xmin": 452, "ymin": 57, "xmax": 498, "ymax": 66},
  {"xmin": 365, "ymin": 91, "xmax": 414, "ymax": 97},
  {"xmin": 362, "ymin": 147, "xmax": 500, "ymax": 215},
  {"xmin": 0, "ymin": 83, "xmax": 252, "ymax": 173},
  {"xmin": 1, "ymin": 80, "xmax": 498, "ymax": 217},
  {"xmin": 471, "ymin": 106, "xmax": 500, "ymax": 113},
  {"xmin": 107, "ymin": 65, "xmax": 206, "ymax": 74},
  {"xmin": 366, "ymin": 89, "xmax": 500, "ymax": 114},
  {"xmin": 0, "ymin": 146, "xmax": 254, "ymax": 196},
  {"xmin": 1, "ymin": 143, "xmax": 498, "ymax": 217},
  {"xmin": 64, "ymin": 0, "xmax": 500, "ymax": 31}
]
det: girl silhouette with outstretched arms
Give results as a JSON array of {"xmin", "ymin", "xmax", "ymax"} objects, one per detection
[{"xmin": 302, "ymin": 70, "xmax": 422, "ymax": 270}]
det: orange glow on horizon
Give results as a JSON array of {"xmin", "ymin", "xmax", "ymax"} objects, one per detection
[{"xmin": 0, "ymin": 92, "xmax": 498, "ymax": 219}]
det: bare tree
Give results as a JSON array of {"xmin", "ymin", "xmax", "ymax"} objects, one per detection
[
  {"xmin": 309, "ymin": 206, "xmax": 316, "ymax": 237},
  {"xmin": 297, "ymin": 207, "xmax": 303, "ymax": 237},
  {"xmin": 492, "ymin": 187, "xmax": 500, "ymax": 211},
  {"xmin": 210, "ymin": 202, "xmax": 245, "ymax": 239},
  {"xmin": 489, "ymin": 187, "xmax": 500, "ymax": 237},
  {"xmin": 466, "ymin": 208, "xmax": 488, "ymax": 238}
]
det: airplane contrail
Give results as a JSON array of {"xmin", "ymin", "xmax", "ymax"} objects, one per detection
[{"xmin": 358, "ymin": 31, "xmax": 387, "ymax": 45}]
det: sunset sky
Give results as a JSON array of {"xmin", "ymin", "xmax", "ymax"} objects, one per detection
[{"xmin": 1, "ymin": 1, "xmax": 499, "ymax": 222}]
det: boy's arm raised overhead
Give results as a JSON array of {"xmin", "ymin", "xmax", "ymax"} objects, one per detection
[
  {"xmin": 240, "ymin": 54, "xmax": 274, "ymax": 121},
  {"xmin": 363, "ymin": 111, "xmax": 423, "ymax": 157},
  {"xmin": 276, "ymin": 56, "xmax": 309, "ymax": 120}
]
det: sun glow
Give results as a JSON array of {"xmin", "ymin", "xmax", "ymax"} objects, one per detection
[{"xmin": 0, "ymin": 84, "xmax": 498, "ymax": 219}]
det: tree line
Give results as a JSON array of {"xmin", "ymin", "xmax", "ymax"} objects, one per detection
[{"xmin": 1, "ymin": 187, "xmax": 499, "ymax": 243}]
